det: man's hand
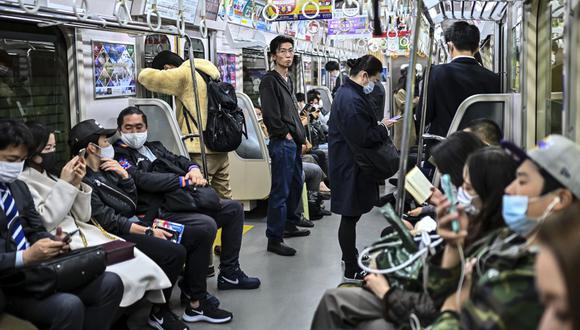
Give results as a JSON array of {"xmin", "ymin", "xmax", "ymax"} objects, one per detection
[
  {"xmin": 22, "ymin": 238, "xmax": 68, "ymax": 265},
  {"xmin": 364, "ymin": 273, "xmax": 391, "ymax": 299},
  {"xmin": 184, "ymin": 167, "xmax": 207, "ymax": 186},
  {"xmin": 381, "ymin": 118, "xmax": 397, "ymax": 128},
  {"xmin": 152, "ymin": 228, "xmax": 172, "ymax": 240},
  {"xmin": 100, "ymin": 158, "xmax": 129, "ymax": 179}
]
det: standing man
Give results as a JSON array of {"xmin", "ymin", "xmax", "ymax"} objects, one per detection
[
  {"xmin": 138, "ymin": 51, "xmax": 232, "ymax": 199},
  {"xmin": 260, "ymin": 35, "xmax": 311, "ymax": 256},
  {"xmin": 419, "ymin": 21, "xmax": 500, "ymax": 137}
]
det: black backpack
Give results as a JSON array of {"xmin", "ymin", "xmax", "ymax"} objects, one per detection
[{"xmin": 183, "ymin": 70, "xmax": 247, "ymax": 152}]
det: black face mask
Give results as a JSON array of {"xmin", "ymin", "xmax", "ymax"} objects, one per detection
[{"xmin": 40, "ymin": 152, "xmax": 59, "ymax": 175}]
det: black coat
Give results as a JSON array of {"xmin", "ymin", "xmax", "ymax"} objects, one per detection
[
  {"xmin": 420, "ymin": 57, "xmax": 500, "ymax": 136},
  {"xmin": 259, "ymin": 70, "xmax": 306, "ymax": 144},
  {"xmin": 114, "ymin": 141, "xmax": 199, "ymax": 222},
  {"xmin": 0, "ymin": 180, "xmax": 52, "ymax": 272},
  {"xmin": 83, "ymin": 168, "xmax": 138, "ymax": 235},
  {"xmin": 328, "ymin": 78, "xmax": 390, "ymax": 216}
]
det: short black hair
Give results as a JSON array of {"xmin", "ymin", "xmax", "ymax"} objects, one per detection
[
  {"xmin": 465, "ymin": 119, "xmax": 503, "ymax": 146},
  {"xmin": 444, "ymin": 21, "xmax": 480, "ymax": 52},
  {"xmin": 306, "ymin": 90, "xmax": 320, "ymax": 103},
  {"xmin": 346, "ymin": 55, "xmax": 383, "ymax": 77},
  {"xmin": 269, "ymin": 35, "xmax": 294, "ymax": 55},
  {"xmin": 325, "ymin": 61, "xmax": 340, "ymax": 72},
  {"xmin": 117, "ymin": 106, "xmax": 148, "ymax": 129},
  {"xmin": 295, "ymin": 93, "xmax": 305, "ymax": 103},
  {"xmin": 0, "ymin": 119, "xmax": 32, "ymax": 153},
  {"xmin": 151, "ymin": 50, "xmax": 185, "ymax": 70},
  {"xmin": 431, "ymin": 131, "xmax": 486, "ymax": 186},
  {"xmin": 25, "ymin": 121, "xmax": 52, "ymax": 157}
]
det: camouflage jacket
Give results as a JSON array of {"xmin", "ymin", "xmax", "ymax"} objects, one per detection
[{"xmin": 427, "ymin": 228, "xmax": 543, "ymax": 330}]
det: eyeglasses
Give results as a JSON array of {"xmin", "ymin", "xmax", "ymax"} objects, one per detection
[{"xmin": 277, "ymin": 48, "xmax": 294, "ymax": 55}]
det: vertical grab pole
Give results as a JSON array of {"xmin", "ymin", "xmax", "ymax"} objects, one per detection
[
  {"xmin": 185, "ymin": 34, "xmax": 210, "ymax": 179},
  {"xmin": 395, "ymin": 0, "xmax": 423, "ymax": 217},
  {"xmin": 415, "ymin": 26, "xmax": 434, "ymax": 166}
]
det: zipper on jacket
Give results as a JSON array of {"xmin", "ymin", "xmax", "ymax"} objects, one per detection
[{"xmin": 94, "ymin": 179, "xmax": 137, "ymax": 209}]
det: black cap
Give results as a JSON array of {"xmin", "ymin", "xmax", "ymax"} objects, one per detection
[
  {"xmin": 69, "ymin": 119, "xmax": 116, "ymax": 154},
  {"xmin": 500, "ymin": 139, "xmax": 529, "ymax": 165}
]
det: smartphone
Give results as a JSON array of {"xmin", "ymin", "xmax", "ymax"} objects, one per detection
[
  {"xmin": 62, "ymin": 229, "xmax": 80, "ymax": 243},
  {"xmin": 441, "ymin": 174, "xmax": 460, "ymax": 233},
  {"xmin": 78, "ymin": 148, "xmax": 86, "ymax": 158},
  {"xmin": 389, "ymin": 114, "xmax": 403, "ymax": 121}
]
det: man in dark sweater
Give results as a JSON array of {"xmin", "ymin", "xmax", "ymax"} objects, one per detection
[{"xmin": 259, "ymin": 35, "xmax": 311, "ymax": 256}]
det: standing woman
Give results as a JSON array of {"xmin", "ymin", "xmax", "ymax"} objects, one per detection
[{"xmin": 328, "ymin": 55, "xmax": 393, "ymax": 280}]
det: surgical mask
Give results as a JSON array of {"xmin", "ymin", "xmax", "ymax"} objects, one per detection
[
  {"xmin": 457, "ymin": 186, "xmax": 479, "ymax": 215},
  {"xmin": 363, "ymin": 81, "xmax": 375, "ymax": 94},
  {"xmin": 502, "ymin": 195, "xmax": 559, "ymax": 237},
  {"xmin": 121, "ymin": 132, "xmax": 147, "ymax": 149},
  {"xmin": 0, "ymin": 160, "xmax": 24, "ymax": 183},
  {"xmin": 40, "ymin": 151, "xmax": 58, "ymax": 175},
  {"xmin": 92, "ymin": 143, "xmax": 115, "ymax": 159}
]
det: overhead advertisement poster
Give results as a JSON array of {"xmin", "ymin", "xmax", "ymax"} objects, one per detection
[
  {"xmin": 327, "ymin": 16, "xmax": 370, "ymax": 39},
  {"xmin": 332, "ymin": 0, "xmax": 371, "ymax": 19},
  {"xmin": 265, "ymin": 0, "xmax": 333, "ymax": 21},
  {"xmin": 92, "ymin": 41, "xmax": 136, "ymax": 99},
  {"xmin": 217, "ymin": 53, "xmax": 238, "ymax": 88},
  {"xmin": 142, "ymin": 0, "xmax": 199, "ymax": 23},
  {"xmin": 219, "ymin": 0, "xmax": 272, "ymax": 31}
]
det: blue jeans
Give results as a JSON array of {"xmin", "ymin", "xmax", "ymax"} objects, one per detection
[{"xmin": 266, "ymin": 138, "xmax": 304, "ymax": 241}]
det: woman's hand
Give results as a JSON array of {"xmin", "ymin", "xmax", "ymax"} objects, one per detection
[
  {"xmin": 408, "ymin": 207, "xmax": 423, "ymax": 217},
  {"xmin": 60, "ymin": 156, "xmax": 80, "ymax": 186},
  {"xmin": 435, "ymin": 198, "xmax": 468, "ymax": 247},
  {"xmin": 364, "ymin": 273, "xmax": 391, "ymax": 299},
  {"xmin": 71, "ymin": 156, "xmax": 86, "ymax": 188}
]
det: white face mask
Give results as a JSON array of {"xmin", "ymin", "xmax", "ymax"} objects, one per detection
[
  {"xmin": 121, "ymin": 132, "xmax": 148, "ymax": 149},
  {"xmin": 0, "ymin": 160, "xmax": 24, "ymax": 183},
  {"xmin": 97, "ymin": 145, "xmax": 115, "ymax": 159}
]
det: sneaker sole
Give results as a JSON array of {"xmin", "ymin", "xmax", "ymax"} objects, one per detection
[
  {"xmin": 147, "ymin": 319, "xmax": 164, "ymax": 330},
  {"xmin": 217, "ymin": 281, "xmax": 261, "ymax": 290},
  {"xmin": 182, "ymin": 314, "xmax": 232, "ymax": 324}
]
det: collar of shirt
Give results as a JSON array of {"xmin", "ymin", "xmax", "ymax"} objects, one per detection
[{"xmin": 452, "ymin": 55, "xmax": 476, "ymax": 61}]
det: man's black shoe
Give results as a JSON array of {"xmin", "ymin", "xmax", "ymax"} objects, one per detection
[
  {"xmin": 321, "ymin": 208, "xmax": 331, "ymax": 216},
  {"xmin": 267, "ymin": 241, "xmax": 296, "ymax": 256},
  {"xmin": 283, "ymin": 225, "xmax": 311, "ymax": 238},
  {"xmin": 296, "ymin": 216, "xmax": 315, "ymax": 228}
]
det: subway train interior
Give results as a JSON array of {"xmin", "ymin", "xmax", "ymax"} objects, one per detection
[{"xmin": 0, "ymin": 0, "xmax": 579, "ymax": 329}]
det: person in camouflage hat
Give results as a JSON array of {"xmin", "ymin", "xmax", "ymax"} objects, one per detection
[{"xmin": 429, "ymin": 135, "xmax": 580, "ymax": 330}]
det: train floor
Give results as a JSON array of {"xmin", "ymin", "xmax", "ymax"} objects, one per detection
[{"xmin": 126, "ymin": 200, "xmax": 388, "ymax": 330}]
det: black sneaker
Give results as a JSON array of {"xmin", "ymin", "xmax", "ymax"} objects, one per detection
[
  {"xmin": 267, "ymin": 240, "xmax": 296, "ymax": 256},
  {"xmin": 296, "ymin": 216, "xmax": 315, "ymax": 228},
  {"xmin": 343, "ymin": 269, "xmax": 368, "ymax": 283},
  {"xmin": 148, "ymin": 306, "xmax": 189, "ymax": 330},
  {"xmin": 218, "ymin": 268, "xmax": 261, "ymax": 290},
  {"xmin": 207, "ymin": 265, "xmax": 215, "ymax": 278},
  {"xmin": 283, "ymin": 225, "xmax": 311, "ymax": 238},
  {"xmin": 180, "ymin": 291, "xmax": 220, "ymax": 309},
  {"xmin": 182, "ymin": 300, "xmax": 233, "ymax": 324}
]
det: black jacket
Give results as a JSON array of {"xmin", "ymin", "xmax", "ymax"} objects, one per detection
[
  {"xmin": 259, "ymin": 70, "xmax": 306, "ymax": 144},
  {"xmin": 114, "ymin": 141, "xmax": 198, "ymax": 223},
  {"xmin": 83, "ymin": 168, "xmax": 138, "ymax": 235},
  {"xmin": 420, "ymin": 57, "xmax": 500, "ymax": 136},
  {"xmin": 0, "ymin": 180, "xmax": 52, "ymax": 272}
]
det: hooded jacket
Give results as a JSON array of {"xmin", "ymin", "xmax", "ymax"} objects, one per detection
[
  {"xmin": 138, "ymin": 59, "xmax": 221, "ymax": 154},
  {"xmin": 259, "ymin": 70, "xmax": 306, "ymax": 144}
]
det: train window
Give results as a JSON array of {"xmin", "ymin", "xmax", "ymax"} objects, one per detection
[
  {"xmin": 547, "ymin": 1, "xmax": 565, "ymax": 135},
  {"xmin": 242, "ymin": 48, "xmax": 268, "ymax": 106},
  {"xmin": 142, "ymin": 34, "xmax": 172, "ymax": 105},
  {"xmin": 0, "ymin": 22, "xmax": 70, "ymax": 160},
  {"xmin": 183, "ymin": 38, "xmax": 205, "ymax": 60},
  {"xmin": 511, "ymin": 22, "xmax": 522, "ymax": 92}
]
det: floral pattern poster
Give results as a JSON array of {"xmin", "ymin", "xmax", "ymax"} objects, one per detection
[{"xmin": 93, "ymin": 41, "xmax": 136, "ymax": 98}]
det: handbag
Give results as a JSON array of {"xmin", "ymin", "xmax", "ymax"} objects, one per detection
[
  {"xmin": 0, "ymin": 246, "xmax": 106, "ymax": 299},
  {"xmin": 336, "ymin": 117, "xmax": 400, "ymax": 182},
  {"xmin": 101, "ymin": 240, "xmax": 136, "ymax": 266},
  {"xmin": 150, "ymin": 158, "xmax": 221, "ymax": 212}
]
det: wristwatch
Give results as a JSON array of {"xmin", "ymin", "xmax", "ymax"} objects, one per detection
[{"xmin": 144, "ymin": 227, "xmax": 154, "ymax": 236}]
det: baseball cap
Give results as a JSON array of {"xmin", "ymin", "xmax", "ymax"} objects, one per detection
[
  {"xmin": 69, "ymin": 119, "xmax": 116, "ymax": 154},
  {"xmin": 501, "ymin": 135, "xmax": 580, "ymax": 198}
]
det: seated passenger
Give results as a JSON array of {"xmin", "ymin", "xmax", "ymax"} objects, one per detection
[
  {"xmin": 113, "ymin": 107, "xmax": 260, "ymax": 323},
  {"xmin": 463, "ymin": 118, "xmax": 502, "ymax": 146},
  {"xmin": 429, "ymin": 134, "xmax": 580, "ymax": 329},
  {"xmin": 69, "ymin": 119, "xmax": 189, "ymax": 330},
  {"xmin": 536, "ymin": 202, "xmax": 580, "ymax": 330},
  {"xmin": 296, "ymin": 92, "xmax": 306, "ymax": 110},
  {"xmin": 311, "ymin": 147, "xmax": 516, "ymax": 329},
  {"xmin": 19, "ymin": 121, "xmax": 172, "ymax": 308},
  {"xmin": 0, "ymin": 119, "xmax": 123, "ymax": 330}
]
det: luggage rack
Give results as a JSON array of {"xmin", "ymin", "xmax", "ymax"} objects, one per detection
[{"xmin": 424, "ymin": 0, "xmax": 512, "ymax": 23}]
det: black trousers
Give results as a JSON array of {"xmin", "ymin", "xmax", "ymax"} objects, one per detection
[
  {"xmin": 339, "ymin": 215, "xmax": 362, "ymax": 270},
  {"xmin": 160, "ymin": 199, "xmax": 244, "ymax": 301},
  {"xmin": 120, "ymin": 232, "xmax": 186, "ymax": 302},
  {"xmin": 7, "ymin": 272, "xmax": 123, "ymax": 330}
]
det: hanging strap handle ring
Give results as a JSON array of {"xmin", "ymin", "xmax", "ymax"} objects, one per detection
[
  {"xmin": 114, "ymin": 0, "xmax": 132, "ymax": 26},
  {"xmin": 176, "ymin": 9, "xmax": 186, "ymax": 36},
  {"xmin": 147, "ymin": 1, "xmax": 162, "ymax": 32},
  {"xmin": 342, "ymin": 0, "xmax": 359, "ymax": 18},
  {"xmin": 199, "ymin": 18, "xmax": 209, "ymax": 38},
  {"xmin": 301, "ymin": 0, "xmax": 320, "ymax": 19},
  {"xmin": 262, "ymin": 0, "xmax": 280, "ymax": 21},
  {"xmin": 73, "ymin": 0, "xmax": 89, "ymax": 21},
  {"xmin": 18, "ymin": 0, "xmax": 41, "ymax": 14}
]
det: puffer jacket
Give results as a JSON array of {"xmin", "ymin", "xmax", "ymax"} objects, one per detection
[{"xmin": 83, "ymin": 168, "xmax": 137, "ymax": 235}]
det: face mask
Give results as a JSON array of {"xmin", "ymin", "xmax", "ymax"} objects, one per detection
[
  {"xmin": 502, "ymin": 195, "xmax": 559, "ymax": 237},
  {"xmin": 363, "ymin": 81, "xmax": 375, "ymax": 94},
  {"xmin": 458, "ymin": 186, "xmax": 479, "ymax": 215},
  {"xmin": 0, "ymin": 161, "xmax": 24, "ymax": 183},
  {"xmin": 92, "ymin": 143, "xmax": 115, "ymax": 159},
  {"xmin": 40, "ymin": 151, "xmax": 58, "ymax": 175},
  {"xmin": 121, "ymin": 132, "xmax": 147, "ymax": 149}
]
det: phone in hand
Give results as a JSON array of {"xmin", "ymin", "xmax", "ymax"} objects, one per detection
[
  {"xmin": 441, "ymin": 174, "xmax": 460, "ymax": 233},
  {"xmin": 78, "ymin": 148, "xmax": 86, "ymax": 159},
  {"xmin": 61, "ymin": 229, "xmax": 80, "ymax": 244},
  {"xmin": 389, "ymin": 114, "xmax": 403, "ymax": 121}
]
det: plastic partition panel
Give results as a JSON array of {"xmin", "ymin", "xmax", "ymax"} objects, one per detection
[
  {"xmin": 456, "ymin": 102, "xmax": 505, "ymax": 131},
  {"xmin": 235, "ymin": 96, "xmax": 264, "ymax": 160},
  {"xmin": 128, "ymin": 98, "xmax": 189, "ymax": 158},
  {"xmin": 313, "ymin": 86, "xmax": 333, "ymax": 115}
]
